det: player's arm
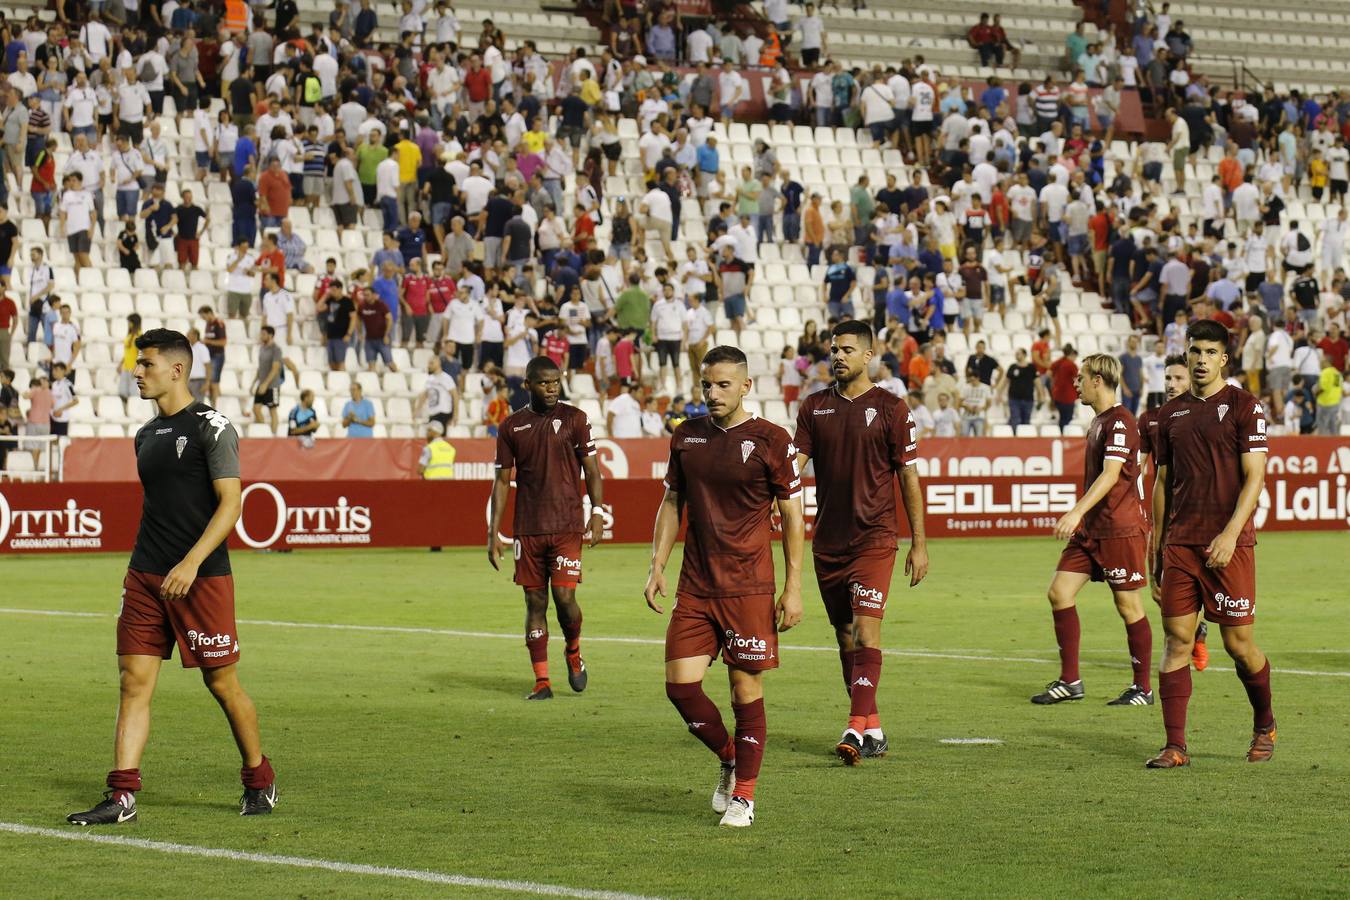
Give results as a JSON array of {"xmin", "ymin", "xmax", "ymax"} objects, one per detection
[
  {"xmin": 775, "ymin": 492, "xmax": 804, "ymax": 631},
  {"xmin": 161, "ymin": 477, "xmax": 241, "ymax": 602},
  {"xmin": 1055, "ymin": 456, "xmax": 1124, "ymax": 541},
  {"xmin": 580, "ymin": 455, "xmax": 606, "ymax": 547},
  {"xmin": 487, "ymin": 466, "xmax": 513, "ymax": 570},
  {"xmin": 1207, "ymin": 450, "xmax": 1265, "ymax": 569},
  {"xmin": 898, "ymin": 459, "xmax": 928, "ymax": 589},
  {"xmin": 644, "ymin": 486, "xmax": 683, "ymax": 615}
]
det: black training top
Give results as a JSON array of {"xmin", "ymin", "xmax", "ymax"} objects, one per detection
[{"xmin": 130, "ymin": 402, "xmax": 240, "ymax": 577}]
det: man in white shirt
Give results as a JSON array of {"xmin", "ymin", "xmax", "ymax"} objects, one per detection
[
  {"xmin": 460, "ymin": 161, "xmax": 493, "ymax": 215},
  {"xmin": 640, "ymin": 185, "xmax": 675, "ymax": 262},
  {"xmin": 1322, "ymin": 207, "xmax": 1348, "ymax": 281},
  {"xmin": 686, "ymin": 26, "xmax": 714, "ymax": 64},
  {"xmin": 416, "ymin": 356, "xmax": 460, "ymax": 427},
  {"xmin": 80, "ymin": 17, "xmax": 113, "ymax": 62},
  {"xmin": 443, "ymin": 288, "xmax": 482, "ymax": 369},
  {"xmin": 1038, "ymin": 179, "xmax": 1070, "ymax": 244},
  {"xmin": 375, "ymin": 148, "xmax": 402, "ymax": 231},
  {"xmin": 606, "ymin": 384, "xmax": 642, "ymax": 438},
  {"xmin": 1007, "ymin": 173, "xmax": 1037, "ymax": 247},
  {"xmin": 260, "ymin": 272, "xmax": 296, "ymax": 347},
  {"xmin": 1280, "ymin": 224, "xmax": 1314, "ymax": 275},
  {"xmin": 931, "ymin": 392, "xmax": 960, "ymax": 437},
  {"xmin": 187, "ymin": 328, "xmax": 212, "ymax": 401},
  {"xmin": 50, "ymin": 302, "xmax": 83, "ymax": 382},
  {"xmin": 717, "ymin": 61, "xmax": 747, "ymax": 123},
  {"xmin": 1231, "ymin": 177, "xmax": 1261, "ymax": 233},
  {"xmin": 860, "ymin": 78, "xmax": 894, "ymax": 148},
  {"xmin": 114, "ymin": 72, "xmax": 152, "ymax": 144},
  {"xmin": 683, "ymin": 292, "xmax": 714, "ymax": 399},
  {"xmin": 800, "ymin": 4, "xmax": 826, "ymax": 68},
  {"xmin": 59, "ymin": 173, "xmax": 97, "ymax": 271},
  {"xmin": 649, "ymin": 283, "xmax": 686, "ymax": 389}
]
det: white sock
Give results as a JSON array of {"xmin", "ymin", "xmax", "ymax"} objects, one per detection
[
  {"xmin": 844, "ymin": 728, "xmax": 863, "ymax": 741},
  {"xmin": 864, "ymin": 727, "xmax": 885, "ymax": 740}
]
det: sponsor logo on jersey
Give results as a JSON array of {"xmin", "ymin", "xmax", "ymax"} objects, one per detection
[
  {"xmin": 865, "ymin": 408, "xmax": 877, "ymax": 427},
  {"xmin": 187, "ymin": 630, "xmax": 233, "ymax": 651},
  {"xmin": 1103, "ymin": 566, "xmax": 1129, "ymax": 582},
  {"xmin": 552, "ymin": 419, "xmax": 561, "ymax": 433},
  {"xmin": 683, "ymin": 436, "xmax": 707, "ymax": 444},
  {"xmin": 196, "ymin": 409, "xmax": 232, "ymax": 441},
  {"xmin": 155, "ymin": 427, "xmax": 173, "ymax": 434},
  {"xmin": 1218, "ymin": 403, "xmax": 1230, "ymax": 421},
  {"xmin": 724, "ymin": 628, "xmax": 768, "ymax": 660},
  {"xmin": 850, "ymin": 582, "xmax": 885, "ymax": 608},
  {"xmin": 554, "ymin": 554, "xmax": 581, "ymax": 570},
  {"xmin": 740, "ymin": 440, "xmax": 755, "ymax": 463},
  {"xmin": 813, "ymin": 408, "xmax": 835, "ymax": 415},
  {"xmin": 1170, "ymin": 409, "xmax": 1190, "ymax": 418},
  {"xmin": 513, "ymin": 423, "xmax": 533, "ymax": 432},
  {"xmin": 175, "ymin": 436, "xmax": 187, "ymax": 459}
]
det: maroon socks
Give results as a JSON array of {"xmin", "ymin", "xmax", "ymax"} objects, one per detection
[
  {"xmin": 731, "ymin": 698, "xmax": 766, "ymax": 802},
  {"xmin": 847, "ymin": 647, "xmax": 882, "ymax": 735},
  {"xmin": 666, "ymin": 682, "xmax": 734, "ymax": 762},
  {"xmin": 1052, "ymin": 607, "xmax": 1082, "ymax": 683},
  {"xmin": 1125, "ymin": 617, "xmax": 1153, "ymax": 692},
  {"xmin": 1159, "ymin": 667, "xmax": 1192, "ymax": 749},
  {"xmin": 106, "ymin": 768, "xmax": 142, "ymax": 793},
  {"xmin": 561, "ymin": 612, "xmax": 582, "ymax": 657},
  {"xmin": 526, "ymin": 627, "xmax": 549, "ymax": 686},
  {"xmin": 241, "ymin": 756, "xmax": 275, "ymax": 789},
  {"xmin": 1236, "ymin": 659, "xmax": 1275, "ymax": 732}
]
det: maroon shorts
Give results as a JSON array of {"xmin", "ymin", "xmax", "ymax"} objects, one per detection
[
  {"xmin": 665, "ymin": 593, "xmax": 779, "ymax": 671},
  {"xmin": 1160, "ymin": 544, "xmax": 1256, "ymax": 625},
  {"xmin": 116, "ymin": 568, "xmax": 240, "ymax": 668},
  {"xmin": 1056, "ymin": 534, "xmax": 1147, "ymax": 591},
  {"xmin": 814, "ymin": 546, "xmax": 897, "ymax": 627},
  {"xmin": 513, "ymin": 532, "xmax": 583, "ymax": 590}
]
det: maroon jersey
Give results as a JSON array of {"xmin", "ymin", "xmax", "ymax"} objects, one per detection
[
  {"xmin": 494, "ymin": 402, "xmax": 596, "ymax": 536},
  {"xmin": 1154, "ymin": 384, "xmax": 1267, "ymax": 547},
  {"xmin": 1080, "ymin": 404, "xmax": 1145, "ymax": 539},
  {"xmin": 794, "ymin": 385, "xmax": 918, "ymax": 554},
  {"xmin": 1137, "ymin": 407, "xmax": 1159, "ymax": 462},
  {"xmin": 664, "ymin": 415, "xmax": 801, "ymax": 599}
]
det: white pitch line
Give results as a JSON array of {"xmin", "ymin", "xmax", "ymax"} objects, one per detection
[
  {"xmin": 3, "ymin": 607, "xmax": 1349, "ymax": 678},
  {"xmin": 0, "ymin": 823, "xmax": 660, "ymax": 900},
  {"xmin": 938, "ymin": 738, "xmax": 1005, "ymax": 745}
]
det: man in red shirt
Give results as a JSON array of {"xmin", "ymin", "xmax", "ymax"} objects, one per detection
[
  {"xmin": 967, "ymin": 13, "xmax": 1000, "ymax": 66},
  {"xmin": 489, "ymin": 356, "xmax": 605, "ymax": 700},
  {"xmin": 1149, "ymin": 319, "xmax": 1273, "ymax": 768},
  {"xmin": 1317, "ymin": 322, "xmax": 1348, "ymax": 372},
  {"xmin": 400, "ymin": 258, "xmax": 432, "ymax": 348},
  {"xmin": 1033, "ymin": 354, "xmax": 1152, "ymax": 707},
  {"xmin": 1031, "ymin": 327, "xmax": 1053, "ymax": 407},
  {"xmin": 646, "ymin": 344, "xmax": 804, "ymax": 827},
  {"xmin": 463, "ymin": 55, "xmax": 492, "ymax": 116},
  {"xmin": 256, "ymin": 158, "xmax": 292, "ymax": 227},
  {"xmin": 0, "ymin": 291, "xmax": 17, "ymax": 370},
  {"xmin": 542, "ymin": 327, "xmax": 568, "ymax": 370},
  {"xmin": 794, "ymin": 322, "xmax": 927, "ymax": 764},
  {"xmin": 1050, "ymin": 343, "xmax": 1079, "ymax": 431},
  {"xmin": 426, "ymin": 259, "xmax": 456, "ymax": 348},
  {"xmin": 1088, "ymin": 207, "xmax": 1113, "ymax": 295},
  {"xmin": 251, "ymin": 233, "xmax": 286, "ymax": 290}
]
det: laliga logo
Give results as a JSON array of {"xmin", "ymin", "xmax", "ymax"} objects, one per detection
[
  {"xmin": 0, "ymin": 492, "xmax": 103, "ymax": 545},
  {"xmin": 235, "ymin": 482, "xmax": 373, "ymax": 549}
]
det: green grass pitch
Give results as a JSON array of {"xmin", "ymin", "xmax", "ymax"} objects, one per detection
[{"xmin": 1, "ymin": 533, "xmax": 1347, "ymax": 898}]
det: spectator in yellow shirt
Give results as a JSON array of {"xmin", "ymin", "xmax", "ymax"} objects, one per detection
[
  {"xmin": 1315, "ymin": 352, "xmax": 1343, "ymax": 435},
  {"xmin": 1309, "ymin": 150, "xmax": 1329, "ymax": 202},
  {"xmin": 395, "ymin": 130, "xmax": 422, "ymax": 227}
]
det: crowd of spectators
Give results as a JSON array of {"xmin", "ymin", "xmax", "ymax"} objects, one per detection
[{"xmin": 1, "ymin": 0, "xmax": 1350, "ymax": 471}]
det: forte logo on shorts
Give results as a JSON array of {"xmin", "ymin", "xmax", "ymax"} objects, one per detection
[
  {"xmin": 187, "ymin": 630, "xmax": 237, "ymax": 658},
  {"xmin": 724, "ymin": 628, "xmax": 769, "ymax": 660},
  {"xmin": 849, "ymin": 582, "xmax": 885, "ymax": 609},
  {"xmin": 1213, "ymin": 591, "xmax": 1252, "ymax": 617},
  {"xmin": 1103, "ymin": 566, "xmax": 1130, "ymax": 584},
  {"xmin": 0, "ymin": 494, "xmax": 104, "ymax": 550},
  {"xmin": 554, "ymin": 554, "xmax": 582, "ymax": 572}
]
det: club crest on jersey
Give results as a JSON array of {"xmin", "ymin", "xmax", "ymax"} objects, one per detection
[
  {"xmin": 865, "ymin": 408, "xmax": 877, "ymax": 427},
  {"xmin": 175, "ymin": 436, "xmax": 187, "ymax": 459},
  {"xmin": 1217, "ymin": 403, "xmax": 1230, "ymax": 421},
  {"xmin": 740, "ymin": 440, "xmax": 755, "ymax": 463},
  {"xmin": 552, "ymin": 419, "xmax": 561, "ymax": 434}
]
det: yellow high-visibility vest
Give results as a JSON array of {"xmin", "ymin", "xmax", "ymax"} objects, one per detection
[{"xmin": 423, "ymin": 438, "xmax": 456, "ymax": 479}]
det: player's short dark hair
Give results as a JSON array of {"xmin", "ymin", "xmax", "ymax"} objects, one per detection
[
  {"xmin": 134, "ymin": 328, "xmax": 192, "ymax": 361},
  {"xmin": 1186, "ymin": 319, "xmax": 1229, "ymax": 345},
  {"xmin": 525, "ymin": 355, "xmax": 561, "ymax": 381},
  {"xmin": 831, "ymin": 320, "xmax": 873, "ymax": 347},
  {"xmin": 1164, "ymin": 353, "xmax": 1187, "ymax": 368},
  {"xmin": 701, "ymin": 345, "xmax": 748, "ymax": 369}
]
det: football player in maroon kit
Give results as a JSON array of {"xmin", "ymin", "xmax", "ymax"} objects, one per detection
[
  {"xmin": 1139, "ymin": 353, "xmax": 1210, "ymax": 670},
  {"xmin": 1031, "ymin": 354, "xmax": 1153, "ymax": 707},
  {"xmin": 793, "ymin": 321, "xmax": 928, "ymax": 764},
  {"xmin": 644, "ymin": 345, "xmax": 805, "ymax": 828},
  {"xmin": 489, "ymin": 356, "xmax": 606, "ymax": 700},
  {"xmin": 1148, "ymin": 320, "xmax": 1274, "ymax": 768}
]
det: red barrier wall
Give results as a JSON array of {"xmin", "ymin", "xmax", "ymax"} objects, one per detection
[{"xmin": 4, "ymin": 448, "xmax": 1349, "ymax": 553}]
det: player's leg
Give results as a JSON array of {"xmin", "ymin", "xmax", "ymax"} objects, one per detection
[
  {"xmin": 837, "ymin": 614, "xmax": 883, "ymax": 764},
  {"xmin": 814, "ymin": 552, "xmax": 857, "ymax": 696},
  {"xmin": 665, "ymin": 597, "xmax": 736, "ymax": 814},
  {"xmin": 1147, "ymin": 546, "xmax": 1202, "ymax": 766},
  {"xmin": 1218, "ymin": 624, "xmax": 1276, "ymax": 762},
  {"xmin": 1032, "ymin": 566, "xmax": 1090, "ymax": 703},
  {"xmin": 202, "ymin": 663, "xmax": 277, "ymax": 813},
  {"xmin": 68, "ymin": 654, "xmax": 162, "ymax": 825},
  {"xmin": 722, "ymin": 665, "xmax": 765, "ymax": 827},
  {"xmin": 524, "ymin": 587, "xmax": 552, "ymax": 699},
  {"xmin": 551, "ymin": 584, "xmax": 587, "ymax": 692},
  {"xmin": 1106, "ymin": 588, "xmax": 1154, "ymax": 705}
]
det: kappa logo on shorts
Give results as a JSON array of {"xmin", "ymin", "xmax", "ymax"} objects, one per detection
[
  {"xmin": 865, "ymin": 408, "xmax": 877, "ymax": 427},
  {"xmin": 740, "ymin": 440, "xmax": 755, "ymax": 463},
  {"xmin": 552, "ymin": 419, "xmax": 561, "ymax": 434},
  {"xmin": 852, "ymin": 676, "xmax": 875, "ymax": 688},
  {"xmin": 1130, "ymin": 572, "xmax": 1144, "ymax": 581},
  {"xmin": 175, "ymin": 435, "xmax": 187, "ymax": 459}
]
